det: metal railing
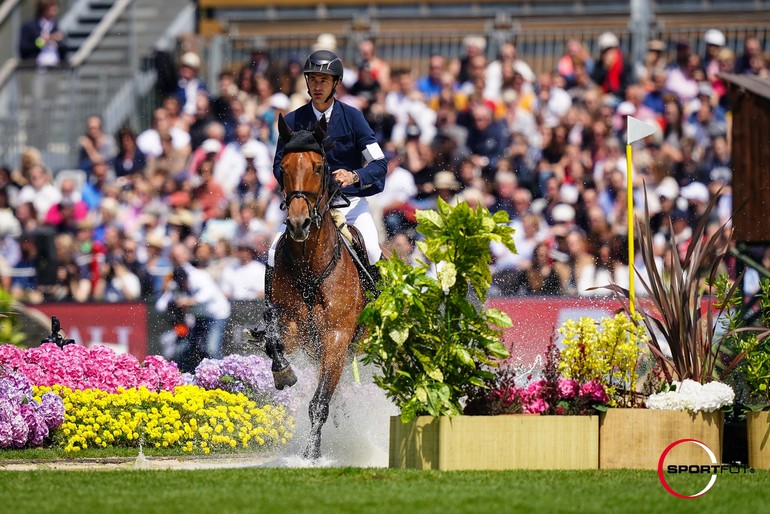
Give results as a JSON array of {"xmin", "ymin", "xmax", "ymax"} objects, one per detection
[
  {"xmin": 1, "ymin": 0, "xmax": 194, "ymax": 170},
  {"xmin": 209, "ymin": 22, "xmax": 770, "ymax": 84}
]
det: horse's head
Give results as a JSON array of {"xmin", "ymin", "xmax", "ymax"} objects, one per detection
[{"xmin": 278, "ymin": 113, "xmax": 329, "ymax": 242}]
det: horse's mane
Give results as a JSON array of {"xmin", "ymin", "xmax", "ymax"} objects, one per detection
[{"xmin": 283, "ymin": 129, "xmax": 324, "ymax": 155}]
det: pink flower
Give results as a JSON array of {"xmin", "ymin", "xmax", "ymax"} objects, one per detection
[
  {"xmin": 493, "ymin": 385, "xmax": 521, "ymax": 406},
  {"xmin": 0, "ymin": 345, "xmax": 24, "ymax": 369},
  {"xmin": 524, "ymin": 397, "xmax": 549, "ymax": 414},
  {"xmin": 557, "ymin": 378, "xmax": 579, "ymax": 400},
  {"xmin": 579, "ymin": 380, "xmax": 609, "ymax": 403},
  {"xmin": 9, "ymin": 343, "xmax": 183, "ymax": 393},
  {"xmin": 522, "ymin": 379, "xmax": 546, "ymax": 399}
]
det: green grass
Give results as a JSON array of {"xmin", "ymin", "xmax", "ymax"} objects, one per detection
[{"xmin": 1, "ymin": 468, "xmax": 768, "ymax": 514}]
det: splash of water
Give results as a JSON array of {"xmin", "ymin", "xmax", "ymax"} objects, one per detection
[
  {"xmin": 134, "ymin": 441, "xmax": 150, "ymax": 470},
  {"xmin": 262, "ymin": 352, "xmax": 398, "ymax": 468}
]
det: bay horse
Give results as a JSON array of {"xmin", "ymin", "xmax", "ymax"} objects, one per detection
[{"xmin": 261, "ymin": 114, "xmax": 369, "ymax": 459}]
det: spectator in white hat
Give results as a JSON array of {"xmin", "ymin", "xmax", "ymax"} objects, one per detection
[
  {"xmin": 703, "ymin": 29, "xmax": 726, "ymax": 82},
  {"xmin": 592, "ymin": 32, "xmax": 633, "ymax": 98},
  {"xmin": 174, "ymin": 52, "xmax": 209, "ymax": 117}
]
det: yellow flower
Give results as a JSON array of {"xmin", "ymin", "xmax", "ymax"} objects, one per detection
[{"xmin": 45, "ymin": 384, "xmax": 294, "ymax": 453}]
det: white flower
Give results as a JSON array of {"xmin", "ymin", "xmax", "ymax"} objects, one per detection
[{"xmin": 646, "ymin": 380, "xmax": 734, "ymax": 413}]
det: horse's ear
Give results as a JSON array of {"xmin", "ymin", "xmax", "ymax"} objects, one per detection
[
  {"xmin": 313, "ymin": 115, "xmax": 328, "ymax": 144},
  {"xmin": 278, "ymin": 113, "xmax": 293, "ymax": 143}
]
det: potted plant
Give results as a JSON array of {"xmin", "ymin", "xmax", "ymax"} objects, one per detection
[
  {"xmin": 719, "ymin": 277, "xmax": 770, "ymax": 468},
  {"xmin": 596, "ymin": 187, "xmax": 741, "ymax": 469},
  {"xmin": 360, "ymin": 198, "xmax": 601, "ymax": 470}
]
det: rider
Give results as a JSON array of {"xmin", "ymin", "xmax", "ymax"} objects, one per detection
[{"xmin": 245, "ymin": 48, "xmax": 387, "ymax": 343}]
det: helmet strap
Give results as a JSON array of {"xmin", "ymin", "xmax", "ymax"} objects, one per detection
[{"xmin": 325, "ymin": 78, "xmax": 340, "ymax": 103}]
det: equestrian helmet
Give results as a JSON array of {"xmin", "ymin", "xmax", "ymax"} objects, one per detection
[{"xmin": 303, "ymin": 50, "xmax": 343, "ymax": 79}]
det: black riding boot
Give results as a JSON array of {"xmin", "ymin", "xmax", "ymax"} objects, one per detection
[{"xmin": 364, "ymin": 256, "xmax": 382, "ymax": 298}]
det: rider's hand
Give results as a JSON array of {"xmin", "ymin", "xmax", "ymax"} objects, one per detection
[{"xmin": 332, "ymin": 169, "xmax": 359, "ymax": 188}]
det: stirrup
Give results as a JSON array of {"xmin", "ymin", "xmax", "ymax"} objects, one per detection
[{"xmin": 243, "ymin": 326, "xmax": 267, "ymax": 349}]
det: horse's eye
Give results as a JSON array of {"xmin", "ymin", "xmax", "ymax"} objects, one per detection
[{"xmin": 314, "ymin": 165, "xmax": 323, "ymax": 174}]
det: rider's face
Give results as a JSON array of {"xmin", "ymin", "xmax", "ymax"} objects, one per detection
[{"xmin": 306, "ymin": 73, "xmax": 336, "ymax": 106}]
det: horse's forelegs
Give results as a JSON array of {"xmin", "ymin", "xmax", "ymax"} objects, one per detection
[
  {"xmin": 304, "ymin": 378, "xmax": 331, "ymax": 460},
  {"xmin": 254, "ymin": 305, "xmax": 297, "ymax": 390},
  {"xmin": 303, "ymin": 351, "xmax": 345, "ymax": 460}
]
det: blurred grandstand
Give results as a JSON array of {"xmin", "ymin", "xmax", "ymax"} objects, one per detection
[{"xmin": 2, "ymin": 0, "xmax": 770, "ymax": 168}]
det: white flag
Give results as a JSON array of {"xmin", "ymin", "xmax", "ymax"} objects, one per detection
[{"xmin": 626, "ymin": 116, "xmax": 657, "ymax": 145}]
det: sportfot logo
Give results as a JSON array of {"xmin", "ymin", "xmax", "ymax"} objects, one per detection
[{"xmin": 657, "ymin": 439, "xmax": 754, "ymax": 499}]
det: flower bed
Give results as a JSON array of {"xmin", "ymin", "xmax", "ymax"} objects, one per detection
[
  {"xmin": 1, "ymin": 342, "xmax": 296, "ymax": 456},
  {"xmin": 38, "ymin": 384, "xmax": 293, "ymax": 454}
]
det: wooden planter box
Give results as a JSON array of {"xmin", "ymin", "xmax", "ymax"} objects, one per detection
[
  {"xmin": 599, "ymin": 409, "xmax": 724, "ymax": 470},
  {"xmin": 389, "ymin": 415, "xmax": 599, "ymax": 470},
  {"xmin": 747, "ymin": 411, "xmax": 770, "ymax": 469}
]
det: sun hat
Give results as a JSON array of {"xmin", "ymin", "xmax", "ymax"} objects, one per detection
[
  {"xmin": 180, "ymin": 52, "xmax": 201, "ymax": 69},
  {"xmin": 433, "ymin": 171, "xmax": 461, "ymax": 191},
  {"xmin": 598, "ymin": 32, "xmax": 620, "ymax": 51},
  {"xmin": 704, "ymin": 29, "xmax": 726, "ymax": 47}
]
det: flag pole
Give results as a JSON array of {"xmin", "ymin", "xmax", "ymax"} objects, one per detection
[
  {"xmin": 625, "ymin": 143, "xmax": 636, "ymax": 315},
  {"xmin": 624, "ymin": 116, "xmax": 657, "ymax": 316}
]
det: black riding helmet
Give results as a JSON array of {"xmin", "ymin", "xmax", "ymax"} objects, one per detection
[
  {"xmin": 303, "ymin": 50, "xmax": 343, "ymax": 78},
  {"xmin": 303, "ymin": 49, "xmax": 343, "ymax": 102}
]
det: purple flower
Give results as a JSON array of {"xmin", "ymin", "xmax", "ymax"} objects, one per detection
[
  {"xmin": 9, "ymin": 409, "xmax": 28, "ymax": 448},
  {"xmin": 193, "ymin": 354, "xmax": 290, "ymax": 405},
  {"xmin": 20, "ymin": 403, "xmax": 48, "ymax": 447},
  {"xmin": 0, "ymin": 365, "xmax": 64, "ymax": 448},
  {"xmin": 38, "ymin": 392, "xmax": 65, "ymax": 429},
  {"xmin": 557, "ymin": 378, "xmax": 579, "ymax": 400},
  {"xmin": 0, "ymin": 367, "xmax": 33, "ymax": 404}
]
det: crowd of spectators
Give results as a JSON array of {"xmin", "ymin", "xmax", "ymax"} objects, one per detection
[{"xmin": 1, "ymin": 28, "xmax": 767, "ymax": 308}]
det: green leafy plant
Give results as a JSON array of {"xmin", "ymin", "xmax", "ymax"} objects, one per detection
[
  {"xmin": 601, "ymin": 185, "xmax": 742, "ymax": 385},
  {"xmin": 360, "ymin": 198, "xmax": 516, "ymax": 422},
  {"xmin": 0, "ymin": 287, "xmax": 27, "ymax": 347},
  {"xmin": 730, "ymin": 278, "xmax": 770, "ymax": 411}
]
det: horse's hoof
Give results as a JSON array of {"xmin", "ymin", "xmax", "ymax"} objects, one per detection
[
  {"xmin": 302, "ymin": 445, "xmax": 321, "ymax": 461},
  {"xmin": 273, "ymin": 366, "xmax": 297, "ymax": 390}
]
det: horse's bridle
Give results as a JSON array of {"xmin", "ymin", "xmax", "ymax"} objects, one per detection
[{"xmin": 280, "ymin": 144, "xmax": 348, "ymax": 228}]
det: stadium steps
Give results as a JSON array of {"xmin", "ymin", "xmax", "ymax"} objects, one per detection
[{"xmin": 17, "ymin": 0, "xmax": 192, "ymax": 169}]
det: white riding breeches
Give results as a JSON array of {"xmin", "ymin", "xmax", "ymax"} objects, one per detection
[{"xmin": 268, "ymin": 196, "xmax": 381, "ymax": 266}]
